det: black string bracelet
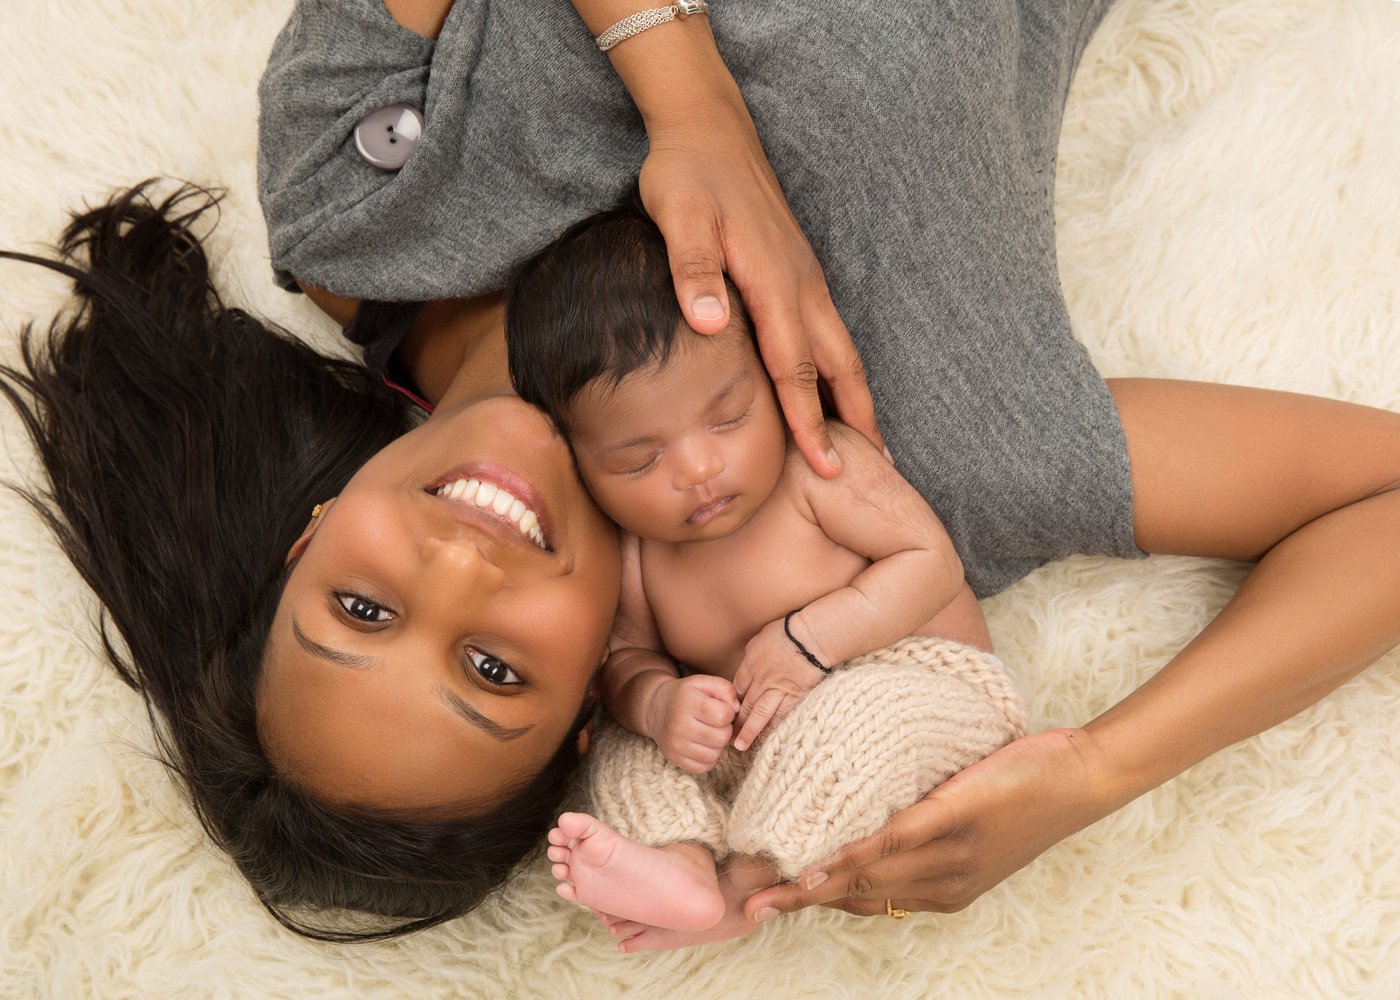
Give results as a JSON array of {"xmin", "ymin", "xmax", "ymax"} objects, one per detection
[{"xmin": 783, "ymin": 609, "xmax": 831, "ymax": 675}]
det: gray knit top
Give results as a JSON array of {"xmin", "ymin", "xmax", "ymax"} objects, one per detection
[{"xmin": 258, "ymin": 0, "xmax": 1143, "ymax": 595}]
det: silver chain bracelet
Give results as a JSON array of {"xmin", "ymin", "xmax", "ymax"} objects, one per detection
[{"xmin": 595, "ymin": 1, "xmax": 710, "ymax": 52}]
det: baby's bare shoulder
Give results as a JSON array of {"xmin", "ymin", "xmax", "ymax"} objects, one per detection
[{"xmin": 786, "ymin": 421, "xmax": 889, "ymax": 489}]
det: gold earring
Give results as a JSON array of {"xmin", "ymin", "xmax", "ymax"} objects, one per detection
[{"xmin": 311, "ymin": 503, "xmax": 323, "ymax": 519}]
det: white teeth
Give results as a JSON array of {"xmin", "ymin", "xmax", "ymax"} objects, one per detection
[
  {"xmin": 436, "ymin": 478, "xmax": 547, "ymax": 549},
  {"xmin": 448, "ymin": 479, "xmax": 476, "ymax": 501}
]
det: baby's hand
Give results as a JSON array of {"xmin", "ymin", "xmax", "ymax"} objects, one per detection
[
  {"xmin": 731, "ymin": 619, "xmax": 827, "ymax": 752},
  {"xmin": 646, "ymin": 674, "xmax": 739, "ymax": 774}
]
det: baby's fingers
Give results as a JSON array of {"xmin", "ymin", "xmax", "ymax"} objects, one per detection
[
  {"xmin": 676, "ymin": 746, "xmax": 724, "ymax": 774},
  {"xmin": 733, "ymin": 688, "xmax": 784, "ymax": 751},
  {"xmin": 695, "ymin": 695, "xmax": 738, "ymax": 728}
]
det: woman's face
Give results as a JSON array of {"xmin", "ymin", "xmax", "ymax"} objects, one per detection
[{"xmin": 257, "ymin": 394, "xmax": 621, "ymax": 813}]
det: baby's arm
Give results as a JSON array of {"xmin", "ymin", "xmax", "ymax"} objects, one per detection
[
  {"xmin": 732, "ymin": 422, "xmax": 970, "ymax": 748},
  {"xmin": 603, "ymin": 535, "xmax": 739, "ymax": 774}
]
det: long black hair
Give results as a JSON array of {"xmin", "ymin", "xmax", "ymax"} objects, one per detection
[{"xmin": 0, "ymin": 184, "xmax": 586, "ymax": 942}]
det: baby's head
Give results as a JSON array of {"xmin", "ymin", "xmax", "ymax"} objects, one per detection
[{"xmin": 508, "ymin": 201, "xmax": 787, "ymax": 542}]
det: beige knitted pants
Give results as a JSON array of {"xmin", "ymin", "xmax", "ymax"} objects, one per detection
[{"xmin": 584, "ymin": 636, "xmax": 1028, "ymax": 879}]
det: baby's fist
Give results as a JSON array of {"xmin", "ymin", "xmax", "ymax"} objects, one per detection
[{"xmin": 650, "ymin": 674, "xmax": 739, "ymax": 774}]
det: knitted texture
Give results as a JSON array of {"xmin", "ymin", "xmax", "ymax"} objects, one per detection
[
  {"xmin": 586, "ymin": 636, "xmax": 1027, "ymax": 877},
  {"xmin": 728, "ymin": 636, "xmax": 1028, "ymax": 877},
  {"xmin": 584, "ymin": 720, "xmax": 738, "ymax": 857}
]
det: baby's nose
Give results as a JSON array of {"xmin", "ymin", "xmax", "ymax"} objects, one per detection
[{"xmin": 672, "ymin": 440, "xmax": 724, "ymax": 491}]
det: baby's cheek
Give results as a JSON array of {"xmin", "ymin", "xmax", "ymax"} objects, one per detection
[{"xmin": 585, "ymin": 474, "xmax": 645, "ymax": 532}]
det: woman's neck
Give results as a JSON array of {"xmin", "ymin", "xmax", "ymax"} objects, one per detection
[{"xmin": 397, "ymin": 292, "xmax": 511, "ymax": 408}]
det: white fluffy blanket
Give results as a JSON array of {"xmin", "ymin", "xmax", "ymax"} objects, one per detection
[{"xmin": 2, "ymin": 1, "xmax": 1397, "ymax": 997}]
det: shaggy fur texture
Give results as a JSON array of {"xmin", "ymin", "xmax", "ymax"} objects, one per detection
[{"xmin": 2, "ymin": 1, "xmax": 1398, "ymax": 996}]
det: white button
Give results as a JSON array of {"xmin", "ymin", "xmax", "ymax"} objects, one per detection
[{"xmin": 353, "ymin": 103, "xmax": 424, "ymax": 171}]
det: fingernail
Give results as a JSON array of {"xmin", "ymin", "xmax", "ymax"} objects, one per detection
[
  {"xmin": 753, "ymin": 907, "xmax": 779, "ymax": 923},
  {"xmin": 734, "ymin": 738, "xmax": 747, "ymax": 751},
  {"xmin": 692, "ymin": 296, "xmax": 725, "ymax": 322},
  {"xmin": 882, "ymin": 446, "xmax": 894, "ymax": 463},
  {"xmin": 804, "ymin": 871, "xmax": 828, "ymax": 890},
  {"xmin": 825, "ymin": 448, "xmax": 842, "ymax": 470}
]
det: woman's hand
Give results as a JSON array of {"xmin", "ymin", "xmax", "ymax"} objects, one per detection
[
  {"xmin": 743, "ymin": 729, "xmax": 1124, "ymax": 920},
  {"xmin": 639, "ymin": 110, "xmax": 882, "ymax": 477},
  {"xmin": 569, "ymin": 1, "xmax": 883, "ymax": 476}
]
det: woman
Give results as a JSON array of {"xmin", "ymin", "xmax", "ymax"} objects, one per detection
[
  {"xmin": 0, "ymin": 184, "xmax": 620, "ymax": 941},
  {"xmin": 2, "ymin": 0, "xmax": 1395, "ymax": 951},
  {"xmin": 257, "ymin": 0, "xmax": 1400, "ymax": 931}
]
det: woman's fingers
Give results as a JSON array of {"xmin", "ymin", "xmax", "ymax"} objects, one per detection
[
  {"xmin": 668, "ymin": 241, "xmax": 732, "ymax": 335},
  {"xmin": 805, "ymin": 306, "xmax": 884, "ymax": 457},
  {"xmin": 821, "ymin": 895, "xmax": 932, "ymax": 917},
  {"xmin": 742, "ymin": 794, "xmax": 963, "ymax": 920},
  {"xmin": 751, "ymin": 306, "xmax": 841, "ymax": 477}
]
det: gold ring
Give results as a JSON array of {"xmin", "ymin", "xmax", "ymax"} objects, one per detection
[{"xmin": 886, "ymin": 898, "xmax": 910, "ymax": 920}]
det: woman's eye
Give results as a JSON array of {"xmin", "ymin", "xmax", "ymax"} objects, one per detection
[
  {"xmin": 335, "ymin": 593, "xmax": 395, "ymax": 624},
  {"xmin": 467, "ymin": 648, "xmax": 523, "ymax": 686}
]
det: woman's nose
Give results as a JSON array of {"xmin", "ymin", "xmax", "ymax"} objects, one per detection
[
  {"xmin": 419, "ymin": 535, "xmax": 507, "ymax": 599},
  {"xmin": 672, "ymin": 438, "xmax": 724, "ymax": 491}
]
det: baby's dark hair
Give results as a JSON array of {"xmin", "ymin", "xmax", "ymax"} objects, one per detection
[
  {"xmin": 506, "ymin": 193, "xmax": 748, "ymax": 433},
  {"xmin": 0, "ymin": 184, "xmax": 588, "ymax": 942}
]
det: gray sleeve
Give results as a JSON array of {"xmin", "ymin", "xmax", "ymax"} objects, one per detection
[
  {"xmin": 258, "ymin": 0, "xmax": 640, "ymax": 300},
  {"xmin": 257, "ymin": 0, "xmax": 439, "ymax": 291}
]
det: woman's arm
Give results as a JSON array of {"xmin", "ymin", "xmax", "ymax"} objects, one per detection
[
  {"xmin": 569, "ymin": 0, "xmax": 881, "ymax": 477},
  {"xmin": 745, "ymin": 379, "xmax": 1400, "ymax": 919},
  {"xmin": 281, "ymin": 0, "xmax": 881, "ymax": 471}
]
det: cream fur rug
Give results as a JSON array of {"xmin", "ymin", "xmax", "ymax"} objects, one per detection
[{"xmin": 2, "ymin": 2, "xmax": 1398, "ymax": 997}]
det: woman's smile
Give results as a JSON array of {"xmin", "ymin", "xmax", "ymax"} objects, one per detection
[{"xmin": 427, "ymin": 462, "xmax": 553, "ymax": 551}]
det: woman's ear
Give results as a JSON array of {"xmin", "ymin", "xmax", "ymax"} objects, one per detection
[{"xmin": 284, "ymin": 497, "xmax": 337, "ymax": 567}]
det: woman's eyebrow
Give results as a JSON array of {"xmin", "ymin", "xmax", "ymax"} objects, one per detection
[
  {"xmin": 292, "ymin": 618, "xmax": 377, "ymax": 669},
  {"xmin": 434, "ymin": 684, "xmax": 535, "ymax": 741}
]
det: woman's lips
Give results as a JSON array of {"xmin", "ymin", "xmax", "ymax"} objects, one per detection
[{"xmin": 425, "ymin": 463, "xmax": 553, "ymax": 550}]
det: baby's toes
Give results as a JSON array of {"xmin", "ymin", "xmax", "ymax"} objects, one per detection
[
  {"xmin": 607, "ymin": 920, "xmax": 646, "ymax": 940},
  {"xmin": 555, "ymin": 811, "xmax": 594, "ymax": 839}
]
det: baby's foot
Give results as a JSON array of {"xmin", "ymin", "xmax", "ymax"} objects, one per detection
[
  {"xmin": 547, "ymin": 813, "xmax": 725, "ymax": 931},
  {"xmin": 606, "ymin": 904, "xmax": 764, "ymax": 953},
  {"xmin": 608, "ymin": 850, "xmax": 781, "ymax": 952}
]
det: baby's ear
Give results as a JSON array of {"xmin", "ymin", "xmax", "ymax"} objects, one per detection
[
  {"xmin": 284, "ymin": 498, "xmax": 337, "ymax": 567},
  {"xmin": 577, "ymin": 719, "xmax": 594, "ymax": 756}
]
